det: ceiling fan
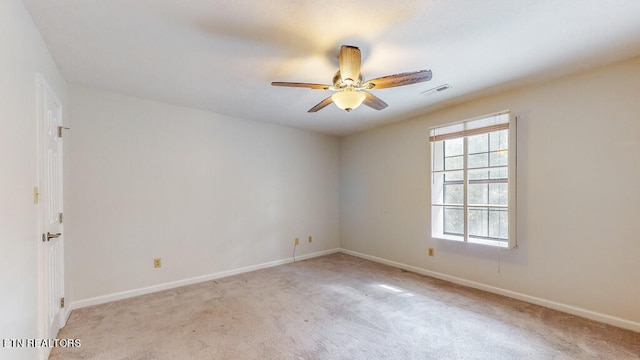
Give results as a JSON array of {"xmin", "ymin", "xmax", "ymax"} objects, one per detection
[{"xmin": 271, "ymin": 45, "xmax": 432, "ymax": 113}]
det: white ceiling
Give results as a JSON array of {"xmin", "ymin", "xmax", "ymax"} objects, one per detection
[{"xmin": 23, "ymin": 0, "xmax": 640, "ymax": 135}]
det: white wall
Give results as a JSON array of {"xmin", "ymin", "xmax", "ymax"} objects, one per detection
[
  {"xmin": 0, "ymin": 1, "xmax": 68, "ymax": 359},
  {"xmin": 340, "ymin": 57, "xmax": 640, "ymax": 327},
  {"xmin": 67, "ymin": 86, "xmax": 340, "ymax": 302}
]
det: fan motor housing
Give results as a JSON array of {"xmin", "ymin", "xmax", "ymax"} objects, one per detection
[{"xmin": 333, "ymin": 71, "xmax": 363, "ymax": 88}]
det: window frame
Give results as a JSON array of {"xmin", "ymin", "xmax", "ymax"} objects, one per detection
[{"xmin": 429, "ymin": 111, "xmax": 517, "ymax": 249}]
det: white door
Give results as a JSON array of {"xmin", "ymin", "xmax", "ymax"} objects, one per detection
[{"xmin": 37, "ymin": 75, "xmax": 65, "ymax": 356}]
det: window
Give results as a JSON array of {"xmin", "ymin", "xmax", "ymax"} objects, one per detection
[{"xmin": 430, "ymin": 111, "xmax": 516, "ymax": 248}]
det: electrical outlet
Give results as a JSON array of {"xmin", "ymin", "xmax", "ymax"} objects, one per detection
[
  {"xmin": 294, "ymin": 238, "xmax": 299, "ymax": 246},
  {"xmin": 154, "ymin": 258, "xmax": 162, "ymax": 268},
  {"xmin": 308, "ymin": 236, "xmax": 312, "ymax": 243},
  {"xmin": 428, "ymin": 248, "xmax": 434, "ymax": 257}
]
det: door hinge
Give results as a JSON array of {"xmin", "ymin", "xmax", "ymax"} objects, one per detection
[
  {"xmin": 57, "ymin": 126, "xmax": 70, "ymax": 138},
  {"xmin": 60, "ymin": 297, "xmax": 65, "ymax": 308},
  {"xmin": 59, "ymin": 212, "xmax": 64, "ymax": 224},
  {"xmin": 34, "ymin": 187, "xmax": 39, "ymax": 204}
]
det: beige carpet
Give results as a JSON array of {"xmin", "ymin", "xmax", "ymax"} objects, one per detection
[{"xmin": 51, "ymin": 253, "xmax": 639, "ymax": 359}]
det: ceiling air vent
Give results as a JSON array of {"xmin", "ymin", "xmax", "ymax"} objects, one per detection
[{"xmin": 421, "ymin": 84, "xmax": 451, "ymax": 96}]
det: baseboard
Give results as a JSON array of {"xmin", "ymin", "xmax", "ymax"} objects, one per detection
[
  {"xmin": 68, "ymin": 247, "xmax": 639, "ymax": 333},
  {"xmin": 62, "ymin": 307, "xmax": 72, "ymax": 326},
  {"xmin": 339, "ymin": 248, "xmax": 640, "ymax": 333},
  {"xmin": 70, "ymin": 248, "xmax": 340, "ymax": 311}
]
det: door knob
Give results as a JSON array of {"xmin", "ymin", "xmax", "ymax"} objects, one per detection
[{"xmin": 46, "ymin": 232, "xmax": 62, "ymax": 241}]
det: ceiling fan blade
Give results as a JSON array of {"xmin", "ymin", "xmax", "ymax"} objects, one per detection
[
  {"xmin": 339, "ymin": 45, "xmax": 361, "ymax": 84},
  {"xmin": 363, "ymin": 70, "xmax": 432, "ymax": 89},
  {"xmin": 308, "ymin": 96, "xmax": 334, "ymax": 112},
  {"xmin": 271, "ymin": 82, "xmax": 332, "ymax": 90},
  {"xmin": 362, "ymin": 92, "xmax": 388, "ymax": 110}
]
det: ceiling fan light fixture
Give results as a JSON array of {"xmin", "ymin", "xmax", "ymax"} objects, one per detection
[
  {"xmin": 332, "ymin": 89, "xmax": 366, "ymax": 112},
  {"xmin": 272, "ymin": 45, "xmax": 432, "ymax": 113}
]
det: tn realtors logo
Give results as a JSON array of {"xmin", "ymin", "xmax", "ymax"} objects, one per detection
[{"xmin": 2, "ymin": 338, "xmax": 81, "ymax": 348}]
